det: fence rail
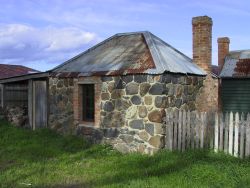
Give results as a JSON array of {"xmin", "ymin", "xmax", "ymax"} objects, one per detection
[{"xmin": 164, "ymin": 109, "xmax": 250, "ymax": 158}]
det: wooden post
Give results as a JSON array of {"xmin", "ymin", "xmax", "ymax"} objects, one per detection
[
  {"xmin": 173, "ymin": 110, "xmax": 178, "ymax": 150},
  {"xmin": 182, "ymin": 110, "xmax": 186, "ymax": 152},
  {"xmin": 224, "ymin": 113, "xmax": 229, "ymax": 154},
  {"xmin": 200, "ymin": 112, "xmax": 205, "ymax": 149},
  {"xmin": 191, "ymin": 112, "xmax": 195, "ymax": 149},
  {"xmin": 178, "ymin": 110, "xmax": 182, "ymax": 151},
  {"xmin": 214, "ymin": 112, "xmax": 219, "ymax": 152},
  {"xmin": 245, "ymin": 113, "xmax": 250, "ymax": 157},
  {"xmin": 219, "ymin": 113, "xmax": 224, "ymax": 151},
  {"xmin": 234, "ymin": 113, "xmax": 239, "ymax": 157},
  {"xmin": 195, "ymin": 112, "xmax": 200, "ymax": 149},
  {"xmin": 187, "ymin": 111, "xmax": 191, "ymax": 149},
  {"xmin": 228, "ymin": 112, "xmax": 234, "ymax": 155},
  {"xmin": 240, "ymin": 113, "xmax": 245, "ymax": 159}
]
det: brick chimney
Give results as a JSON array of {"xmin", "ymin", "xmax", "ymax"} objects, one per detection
[
  {"xmin": 217, "ymin": 37, "xmax": 230, "ymax": 73},
  {"xmin": 192, "ymin": 16, "xmax": 213, "ymax": 73}
]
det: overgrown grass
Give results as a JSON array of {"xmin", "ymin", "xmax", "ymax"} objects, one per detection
[{"xmin": 0, "ymin": 121, "xmax": 249, "ymax": 188}]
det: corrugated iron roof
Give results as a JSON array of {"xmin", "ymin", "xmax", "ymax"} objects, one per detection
[
  {"xmin": 52, "ymin": 31, "xmax": 205, "ymax": 76},
  {"xmin": 220, "ymin": 50, "xmax": 250, "ymax": 78},
  {"xmin": 0, "ymin": 64, "xmax": 39, "ymax": 79}
]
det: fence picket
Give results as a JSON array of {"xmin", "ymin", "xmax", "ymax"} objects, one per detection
[
  {"xmin": 240, "ymin": 113, "xmax": 245, "ymax": 159},
  {"xmin": 234, "ymin": 113, "xmax": 239, "ymax": 157},
  {"xmin": 182, "ymin": 111, "xmax": 186, "ymax": 152},
  {"xmin": 200, "ymin": 113, "xmax": 205, "ymax": 149},
  {"xmin": 195, "ymin": 112, "xmax": 200, "ymax": 149},
  {"xmin": 224, "ymin": 113, "xmax": 229, "ymax": 154},
  {"xmin": 173, "ymin": 110, "xmax": 178, "ymax": 150},
  {"xmin": 191, "ymin": 112, "xmax": 195, "ymax": 149},
  {"xmin": 228, "ymin": 112, "xmax": 234, "ymax": 155},
  {"xmin": 178, "ymin": 110, "xmax": 182, "ymax": 151},
  {"xmin": 219, "ymin": 114, "xmax": 224, "ymax": 151},
  {"xmin": 186, "ymin": 111, "xmax": 191, "ymax": 149},
  {"xmin": 245, "ymin": 113, "xmax": 250, "ymax": 157},
  {"xmin": 214, "ymin": 113, "xmax": 219, "ymax": 152},
  {"xmin": 164, "ymin": 110, "xmax": 249, "ymax": 158}
]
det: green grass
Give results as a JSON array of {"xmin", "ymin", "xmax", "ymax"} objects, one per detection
[{"xmin": 0, "ymin": 121, "xmax": 249, "ymax": 188}]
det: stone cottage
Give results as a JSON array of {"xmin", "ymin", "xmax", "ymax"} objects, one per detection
[{"xmin": 0, "ymin": 16, "xmax": 218, "ymax": 154}]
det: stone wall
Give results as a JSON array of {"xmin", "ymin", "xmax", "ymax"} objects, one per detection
[
  {"xmin": 195, "ymin": 75, "xmax": 219, "ymax": 112},
  {"xmin": 100, "ymin": 74, "xmax": 205, "ymax": 154},
  {"xmin": 48, "ymin": 77, "xmax": 76, "ymax": 134},
  {"xmin": 48, "ymin": 73, "xmax": 207, "ymax": 154}
]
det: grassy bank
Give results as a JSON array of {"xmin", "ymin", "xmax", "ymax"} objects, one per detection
[{"xmin": 0, "ymin": 121, "xmax": 249, "ymax": 188}]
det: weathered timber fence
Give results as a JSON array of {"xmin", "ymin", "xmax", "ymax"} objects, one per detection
[{"xmin": 164, "ymin": 109, "xmax": 250, "ymax": 158}]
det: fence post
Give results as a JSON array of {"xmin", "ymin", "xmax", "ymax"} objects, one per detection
[
  {"xmin": 228, "ymin": 112, "xmax": 234, "ymax": 155},
  {"xmin": 187, "ymin": 111, "xmax": 191, "ymax": 149},
  {"xmin": 245, "ymin": 113, "xmax": 250, "ymax": 157},
  {"xmin": 200, "ymin": 112, "xmax": 205, "ymax": 149},
  {"xmin": 182, "ymin": 110, "xmax": 186, "ymax": 152},
  {"xmin": 178, "ymin": 110, "xmax": 182, "ymax": 151},
  {"xmin": 240, "ymin": 113, "xmax": 245, "ymax": 159},
  {"xmin": 173, "ymin": 110, "xmax": 178, "ymax": 150},
  {"xmin": 234, "ymin": 113, "xmax": 239, "ymax": 157},
  {"xmin": 219, "ymin": 113, "xmax": 224, "ymax": 151},
  {"xmin": 195, "ymin": 112, "xmax": 200, "ymax": 149},
  {"xmin": 224, "ymin": 113, "xmax": 229, "ymax": 154},
  {"xmin": 166, "ymin": 109, "xmax": 174, "ymax": 151},
  {"xmin": 214, "ymin": 112, "xmax": 219, "ymax": 152}
]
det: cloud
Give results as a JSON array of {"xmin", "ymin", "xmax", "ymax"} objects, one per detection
[{"xmin": 0, "ymin": 23, "xmax": 98, "ymax": 70}]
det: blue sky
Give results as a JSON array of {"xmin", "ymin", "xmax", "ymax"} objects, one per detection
[{"xmin": 0, "ymin": 0, "xmax": 249, "ymax": 71}]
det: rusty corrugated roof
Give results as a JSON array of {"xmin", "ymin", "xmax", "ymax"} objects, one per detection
[
  {"xmin": 52, "ymin": 31, "xmax": 205, "ymax": 76},
  {"xmin": 220, "ymin": 50, "xmax": 250, "ymax": 78},
  {"xmin": 0, "ymin": 64, "xmax": 39, "ymax": 79}
]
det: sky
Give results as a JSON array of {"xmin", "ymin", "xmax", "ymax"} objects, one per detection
[{"xmin": 0, "ymin": 0, "xmax": 250, "ymax": 71}]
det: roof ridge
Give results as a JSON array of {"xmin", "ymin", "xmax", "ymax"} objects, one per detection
[{"xmin": 142, "ymin": 32, "xmax": 166, "ymax": 73}]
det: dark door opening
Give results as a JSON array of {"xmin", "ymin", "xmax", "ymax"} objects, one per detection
[{"xmin": 82, "ymin": 84, "xmax": 95, "ymax": 122}]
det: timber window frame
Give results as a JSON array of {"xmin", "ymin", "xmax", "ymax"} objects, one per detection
[{"xmin": 81, "ymin": 84, "xmax": 95, "ymax": 122}]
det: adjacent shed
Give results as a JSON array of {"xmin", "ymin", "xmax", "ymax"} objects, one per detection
[{"xmin": 220, "ymin": 50, "xmax": 250, "ymax": 113}]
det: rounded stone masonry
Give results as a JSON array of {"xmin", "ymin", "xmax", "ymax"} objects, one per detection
[
  {"xmin": 103, "ymin": 101, "xmax": 114, "ymax": 112},
  {"xmin": 125, "ymin": 82, "xmax": 139, "ymax": 95},
  {"xmin": 155, "ymin": 96, "xmax": 167, "ymax": 108},
  {"xmin": 121, "ymin": 75, "xmax": 133, "ymax": 83},
  {"xmin": 111, "ymin": 90, "xmax": 125, "ymax": 99},
  {"xmin": 145, "ymin": 123, "xmax": 154, "ymax": 136},
  {"xmin": 149, "ymin": 83, "xmax": 167, "ymax": 95},
  {"xmin": 148, "ymin": 109, "xmax": 165, "ymax": 123},
  {"xmin": 144, "ymin": 96, "xmax": 152, "ymax": 105},
  {"xmin": 140, "ymin": 83, "xmax": 151, "ymax": 96},
  {"xmin": 138, "ymin": 106, "xmax": 147, "ymax": 118},
  {"xmin": 131, "ymin": 95, "xmax": 141, "ymax": 105},
  {"xmin": 134, "ymin": 75, "xmax": 148, "ymax": 83},
  {"xmin": 101, "ymin": 93, "xmax": 110, "ymax": 100},
  {"xmin": 129, "ymin": 119, "xmax": 144, "ymax": 130},
  {"xmin": 149, "ymin": 135, "xmax": 164, "ymax": 148}
]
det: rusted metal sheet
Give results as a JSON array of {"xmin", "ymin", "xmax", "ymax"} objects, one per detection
[
  {"xmin": 234, "ymin": 59, "xmax": 250, "ymax": 77},
  {"xmin": 52, "ymin": 31, "xmax": 205, "ymax": 77},
  {"xmin": 220, "ymin": 50, "xmax": 250, "ymax": 78}
]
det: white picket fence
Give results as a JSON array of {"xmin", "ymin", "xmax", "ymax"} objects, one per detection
[{"xmin": 164, "ymin": 109, "xmax": 250, "ymax": 158}]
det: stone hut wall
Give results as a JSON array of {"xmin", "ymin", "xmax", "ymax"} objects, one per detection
[
  {"xmin": 48, "ymin": 77, "xmax": 76, "ymax": 134},
  {"xmin": 99, "ymin": 74, "xmax": 204, "ymax": 154},
  {"xmin": 48, "ymin": 73, "xmax": 206, "ymax": 154}
]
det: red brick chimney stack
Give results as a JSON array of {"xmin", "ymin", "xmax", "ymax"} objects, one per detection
[
  {"xmin": 192, "ymin": 16, "xmax": 213, "ymax": 73},
  {"xmin": 217, "ymin": 37, "xmax": 230, "ymax": 73}
]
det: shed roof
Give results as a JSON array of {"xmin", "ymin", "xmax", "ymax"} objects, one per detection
[
  {"xmin": 0, "ymin": 64, "xmax": 39, "ymax": 79},
  {"xmin": 52, "ymin": 31, "xmax": 205, "ymax": 76},
  {"xmin": 220, "ymin": 50, "xmax": 250, "ymax": 78}
]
